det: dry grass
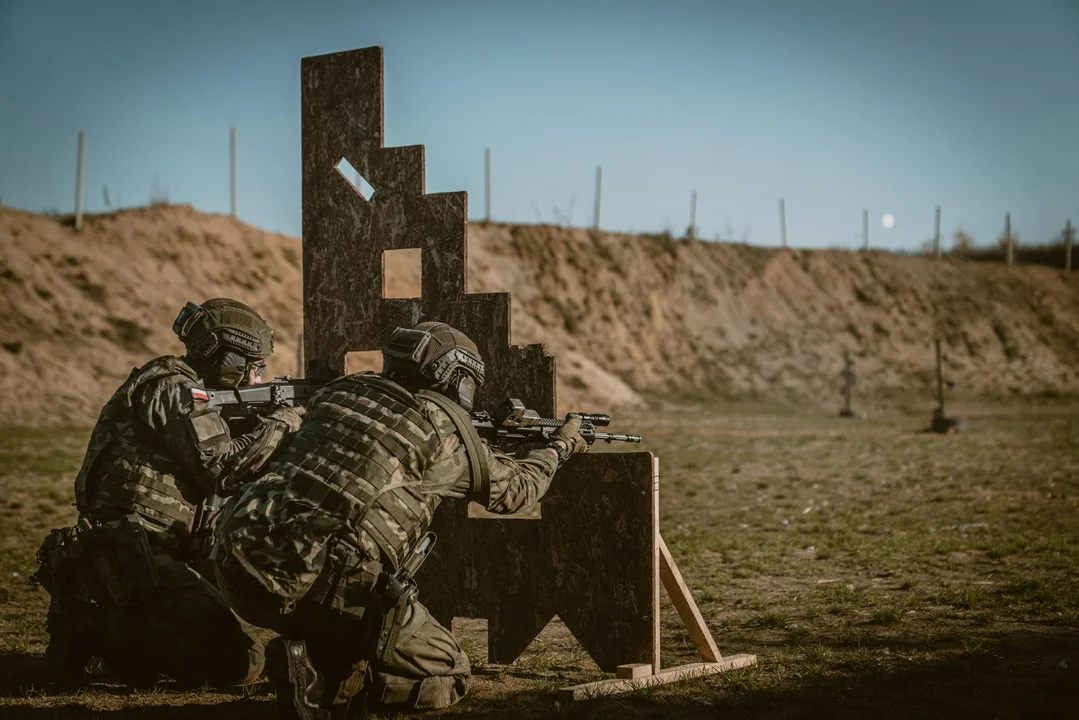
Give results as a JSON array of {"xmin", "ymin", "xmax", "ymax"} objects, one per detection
[{"xmin": 1, "ymin": 398, "xmax": 1077, "ymax": 718}]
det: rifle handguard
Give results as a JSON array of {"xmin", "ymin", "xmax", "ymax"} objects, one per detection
[{"xmin": 472, "ymin": 398, "xmax": 642, "ymax": 447}]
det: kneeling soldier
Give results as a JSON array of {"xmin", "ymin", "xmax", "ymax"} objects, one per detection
[
  {"xmin": 33, "ymin": 298, "xmax": 305, "ymax": 688},
  {"xmin": 212, "ymin": 321, "xmax": 587, "ymax": 718}
]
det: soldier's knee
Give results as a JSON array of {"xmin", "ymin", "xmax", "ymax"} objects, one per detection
[
  {"xmin": 163, "ymin": 632, "xmax": 265, "ymax": 688},
  {"xmin": 181, "ymin": 605, "xmax": 267, "ymax": 687},
  {"xmin": 203, "ymin": 642, "xmax": 266, "ymax": 687},
  {"xmin": 417, "ymin": 672, "xmax": 470, "ymax": 710},
  {"xmin": 214, "ymin": 632, "xmax": 266, "ymax": 686}
]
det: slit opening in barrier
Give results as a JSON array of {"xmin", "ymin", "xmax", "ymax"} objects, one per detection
[
  {"xmin": 383, "ymin": 248, "xmax": 422, "ymax": 298},
  {"xmin": 345, "ymin": 350, "xmax": 383, "ymax": 374}
]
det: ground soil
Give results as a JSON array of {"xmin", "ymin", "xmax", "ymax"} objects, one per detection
[{"xmin": 1, "ymin": 399, "xmax": 1077, "ymax": 718}]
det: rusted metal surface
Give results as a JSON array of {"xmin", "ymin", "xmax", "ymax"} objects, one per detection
[{"xmin": 300, "ymin": 46, "xmax": 655, "ymax": 670}]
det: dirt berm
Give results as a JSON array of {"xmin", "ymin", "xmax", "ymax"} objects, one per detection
[{"xmin": 1, "ymin": 204, "xmax": 1077, "ymax": 427}]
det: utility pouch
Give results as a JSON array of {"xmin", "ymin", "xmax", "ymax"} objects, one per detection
[
  {"xmin": 31, "ymin": 519, "xmax": 94, "ymax": 595},
  {"xmin": 374, "ymin": 583, "xmax": 414, "ymax": 663},
  {"xmin": 371, "ymin": 535, "xmax": 432, "ymax": 661},
  {"xmin": 91, "ymin": 515, "xmax": 162, "ymax": 606}
]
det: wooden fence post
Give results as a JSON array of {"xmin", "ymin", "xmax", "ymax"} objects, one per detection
[
  {"xmin": 593, "ymin": 165, "xmax": 602, "ymax": 230},
  {"xmin": 1005, "ymin": 212, "xmax": 1014, "ymax": 266},
  {"xmin": 74, "ymin": 131, "xmax": 86, "ymax": 230},
  {"xmin": 779, "ymin": 198, "xmax": 787, "ymax": 248}
]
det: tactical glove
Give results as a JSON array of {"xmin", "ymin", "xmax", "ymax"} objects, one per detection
[
  {"xmin": 268, "ymin": 405, "xmax": 306, "ymax": 433},
  {"xmin": 553, "ymin": 414, "xmax": 589, "ymax": 456}
]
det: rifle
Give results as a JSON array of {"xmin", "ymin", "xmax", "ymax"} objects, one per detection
[
  {"xmin": 206, "ymin": 376, "xmax": 324, "ymax": 410},
  {"xmin": 473, "ymin": 398, "xmax": 642, "ymax": 447}
]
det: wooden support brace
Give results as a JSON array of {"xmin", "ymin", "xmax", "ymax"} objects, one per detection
[{"xmin": 658, "ymin": 534, "xmax": 721, "ymax": 662}]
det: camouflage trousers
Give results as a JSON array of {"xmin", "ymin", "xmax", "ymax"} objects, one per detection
[
  {"xmin": 216, "ymin": 549, "xmax": 470, "ymax": 713},
  {"xmin": 41, "ymin": 521, "xmax": 264, "ymax": 688}
]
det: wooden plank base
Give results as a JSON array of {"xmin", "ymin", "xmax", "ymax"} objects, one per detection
[
  {"xmin": 558, "ymin": 654, "xmax": 758, "ymax": 702},
  {"xmin": 616, "ymin": 663, "xmax": 653, "ymax": 679}
]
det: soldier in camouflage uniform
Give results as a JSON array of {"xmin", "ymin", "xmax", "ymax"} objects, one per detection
[
  {"xmin": 32, "ymin": 298, "xmax": 306, "ymax": 689},
  {"xmin": 211, "ymin": 321, "xmax": 588, "ymax": 718}
]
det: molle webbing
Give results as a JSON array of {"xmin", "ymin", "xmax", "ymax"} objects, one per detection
[
  {"xmin": 91, "ymin": 445, "xmax": 195, "ymax": 530},
  {"xmin": 272, "ymin": 373, "xmax": 439, "ymax": 570}
]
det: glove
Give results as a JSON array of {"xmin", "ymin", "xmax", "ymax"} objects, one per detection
[
  {"xmin": 552, "ymin": 414, "xmax": 589, "ymax": 456},
  {"xmin": 268, "ymin": 405, "xmax": 306, "ymax": 432}
]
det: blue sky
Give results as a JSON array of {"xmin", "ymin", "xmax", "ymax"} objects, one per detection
[{"xmin": 1, "ymin": 0, "xmax": 1076, "ymax": 250}]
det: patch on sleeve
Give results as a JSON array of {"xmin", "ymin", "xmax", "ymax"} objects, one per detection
[
  {"xmin": 188, "ymin": 410, "xmax": 230, "ymax": 449},
  {"xmin": 190, "ymin": 388, "xmax": 210, "ymax": 402}
]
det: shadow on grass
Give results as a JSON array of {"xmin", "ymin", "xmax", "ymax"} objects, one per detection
[
  {"xmin": 0, "ymin": 703, "xmax": 273, "ymax": 720},
  {"xmin": 0, "ymin": 653, "xmax": 51, "ymax": 699},
  {"xmin": 0, "ymin": 652, "xmax": 274, "ymax": 718},
  {"xmin": 2, "ymin": 629, "xmax": 1077, "ymax": 719}
]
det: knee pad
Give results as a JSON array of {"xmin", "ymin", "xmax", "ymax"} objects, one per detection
[{"xmin": 373, "ymin": 672, "xmax": 470, "ymax": 711}]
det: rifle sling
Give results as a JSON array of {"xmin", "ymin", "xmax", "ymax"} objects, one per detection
[{"xmin": 416, "ymin": 390, "xmax": 491, "ymax": 508}]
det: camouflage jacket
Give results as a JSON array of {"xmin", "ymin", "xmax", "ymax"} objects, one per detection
[{"xmin": 73, "ymin": 355, "xmax": 296, "ymax": 552}]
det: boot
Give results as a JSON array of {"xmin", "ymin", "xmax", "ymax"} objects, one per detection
[
  {"xmin": 44, "ymin": 596, "xmax": 104, "ymax": 689},
  {"xmin": 268, "ymin": 637, "xmax": 330, "ymax": 720},
  {"xmin": 267, "ymin": 636, "xmax": 371, "ymax": 720},
  {"xmin": 264, "ymin": 635, "xmax": 289, "ymax": 687},
  {"xmin": 266, "ymin": 636, "xmax": 303, "ymax": 718}
]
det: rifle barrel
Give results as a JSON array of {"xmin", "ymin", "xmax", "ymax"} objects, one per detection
[{"xmin": 591, "ymin": 431, "xmax": 642, "ymax": 443}]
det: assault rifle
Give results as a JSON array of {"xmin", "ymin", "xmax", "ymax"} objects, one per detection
[
  {"xmin": 206, "ymin": 376, "xmax": 324, "ymax": 410},
  {"xmin": 207, "ymin": 379, "xmax": 642, "ymax": 446},
  {"xmin": 474, "ymin": 398, "xmax": 642, "ymax": 447}
]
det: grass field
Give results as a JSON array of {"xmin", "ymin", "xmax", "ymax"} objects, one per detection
[{"xmin": 1, "ymin": 398, "xmax": 1077, "ymax": 719}]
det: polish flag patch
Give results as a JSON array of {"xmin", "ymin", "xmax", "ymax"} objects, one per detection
[{"xmin": 190, "ymin": 388, "xmax": 210, "ymax": 402}]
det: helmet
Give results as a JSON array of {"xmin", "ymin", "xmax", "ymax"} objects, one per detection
[
  {"xmin": 382, "ymin": 321, "xmax": 485, "ymax": 410},
  {"xmin": 172, "ymin": 298, "xmax": 275, "ymax": 388}
]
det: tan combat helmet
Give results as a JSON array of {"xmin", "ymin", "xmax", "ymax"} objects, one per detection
[{"xmin": 172, "ymin": 298, "xmax": 275, "ymax": 388}]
